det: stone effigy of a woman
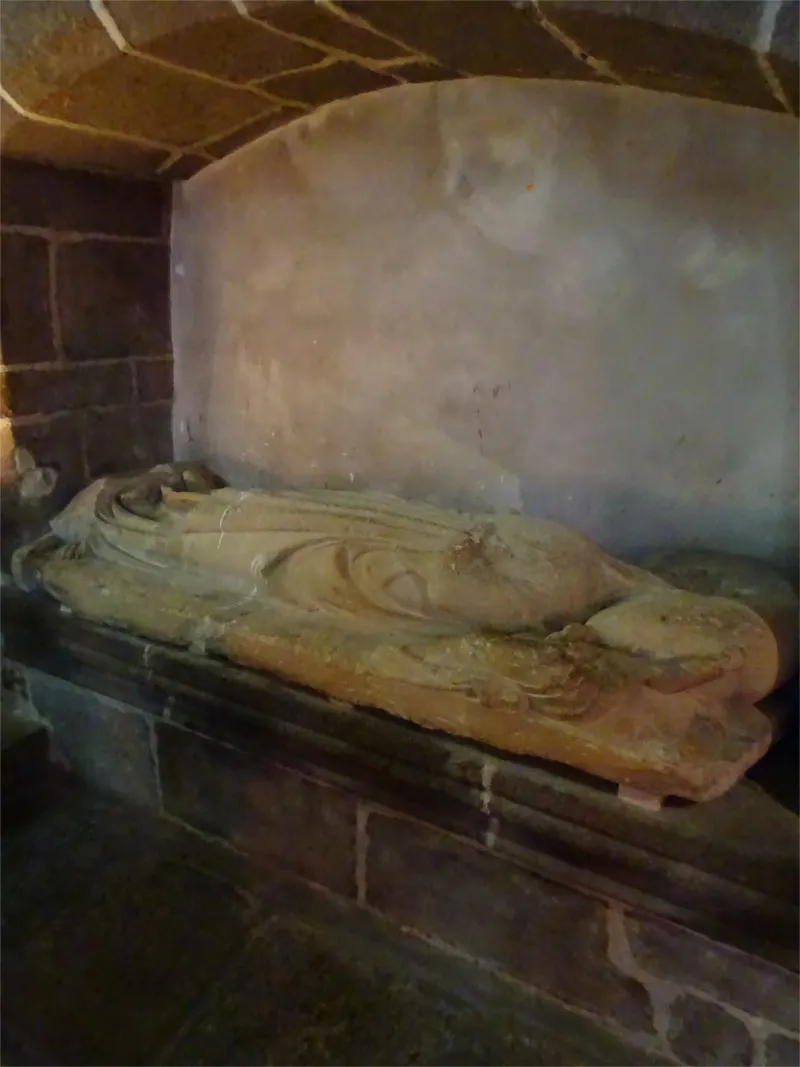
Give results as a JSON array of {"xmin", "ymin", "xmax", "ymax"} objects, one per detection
[{"xmin": 13, "ymin": 463, "xmax": 798, "ymax": 806}]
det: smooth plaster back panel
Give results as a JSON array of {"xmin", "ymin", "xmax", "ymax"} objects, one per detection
[{"xmin": 171, "ymin": 78, "xmax": 799, "ymax": 566}]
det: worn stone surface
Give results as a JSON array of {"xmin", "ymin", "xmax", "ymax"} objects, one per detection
[
  {"xmin": 0, "ymin": 706, "xmax": 50, "ymax": 826},
  {"xmin": 138, "ymin": 400, "xmax": 174, "ymax": 465},
  {"xmin": 1, "ymin": 608, "xmax": 159, "ymax": 714},
  {"xmin": 57, "ymin": 240, "xmax": 170, "ymax": 361},
  {"xmin": 3, "ymin": 796, "xmax": 253, "ymax": 1065},
  {"xmin": 247, "ymin": 1, "xmax": 413, "ymax": 61},
  {"xmin": 546, "ymin": 0, "xmax": 765, "ymax": 46},
  {"xmin": 3, "ymin": 362, "xmax": 136, "ymax": 417},
  {"xmin": 166, "ymin": 919, "xmax": 566, "ymax": 1067},
  {"xmin": 0, "ymin": 157, "xmax": 167, "ymax": 236},
  {"xmin": 3, "ymin": 584, "xmax": 797, "ymax": 971},
  {"xmin": 203, "ymin": 107, "xmax": 306, "ymax": 157},
  {"xmin": 627, "ymin": 914, "xmax": 800, "ymax": 1031},
  {"xmin": 540, "ymin": 1, "xmax": 778, "ymax": 110},
  {"xmin": 765, "ymin": 1032, "xmax": 800, "ymax": 1066},
  {"xmin": 156, "ymin": 679, "xmax": 490, "ymax": 844},
  {"xmin": 157, "ymin": 153, "xmax": 210, "ymax": 180},
  {"xmin": 134, "ymin": 357, "xmax": 174, "ymax": 404},
  {"xmin": 0, "ymin": 104, "xmax": 170, "ymax": 176},
  {"xmin": 157, "ymin": 722, "xmax": 358, "ymax": 895},
  {"xmin": 27, "ymin": 668, "xmax": 160, "ymax": 808},
  {"xmin": 3, "ymin": 783, "xmax": 661, "ymax": 1066},
  {"xmin": 365, "ymin": 811, "xmax": 654, "ymax": 1035},
  {"xmin": 84, "ymin": 407, "xmax": 152, "ymax": 476},
  {"xmin": 389, "ymin": 60, "xmax": 462, "ymax": 84},
  {"xmin": 492, "ymin": 754, "xmax": 800, "ymax": 927},
  {"xmin": 666, "ymin": 993, "xmax": 753, "ymax": 1066},
  {"xmin": 343, "ymin": 0, "xmax": 600, "ymax": 80},
  {"xmin": 18, "ymin": 51, "xmax": 271, "ymax": 149},
  {"xmin": 0, "ymin": 233, "xmax": 55, "ymax": 365},
  {"xmin": 491, "ymin": 798, "xmax": 800, "ymax": 973},
  {"xmin": 173, "ymin": 79, "xmax": 798, "ymax": 571},
  {"xmin": 0, "ymin": 0, "xmax": 119, "ymax": 110},
  {"xmin": 1, "ymin": 1, "xmax": 795, "ymax": 177},
  {"xmin": 108, "ymin": 0, "xmax": 326, "ymax": 83},
  {"xmin": 263, "ymin": 61, "xmax": 398, "ymax": 105}
]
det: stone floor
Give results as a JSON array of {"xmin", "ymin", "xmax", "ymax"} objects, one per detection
[{"xmin": 1, "ymin": 779, "xmax": 665, "ymax": 1067}]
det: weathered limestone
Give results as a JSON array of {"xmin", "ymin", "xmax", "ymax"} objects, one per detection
[{"xmin": 13, "ymin": 463, "xmax": 798, "ymax": 804}]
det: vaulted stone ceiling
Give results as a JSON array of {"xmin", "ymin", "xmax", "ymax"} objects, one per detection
[{"xmin": 1, "ymin": 0, "xmax": 797, "ymax": 179}]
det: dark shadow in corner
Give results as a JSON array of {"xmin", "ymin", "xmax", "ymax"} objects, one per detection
[{"xmin": 746, "ymin": 678, "xmax": 800, "ymax": 816}]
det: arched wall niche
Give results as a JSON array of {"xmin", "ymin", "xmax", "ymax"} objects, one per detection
[{"xmin": 171, "ymin": 77, "xmax": 799, "ymax": 567}]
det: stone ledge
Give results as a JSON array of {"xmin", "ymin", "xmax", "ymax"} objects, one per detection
[{"xmin": 1, "ymin": 584, "xmax": 797, "ymax": 970}]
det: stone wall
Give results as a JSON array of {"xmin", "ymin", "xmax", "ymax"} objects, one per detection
[
  {"xmin": 172, "ymin": 78, "xmax": 799, "ymax": 567},
  {"xmin": 0, "ymin": 159, "xmax": 173, "ymax": 555},
  {"xmin": 9, "ymin": 661, "xmax": 798, "ymax": 1066}
]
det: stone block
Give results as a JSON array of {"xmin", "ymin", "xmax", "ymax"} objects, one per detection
[
  {"xmin": 84, "ymin": 406, "xmax": 149, "ymax": 476},
  {"xmin": 108, "ymin": 0, "xmax": 326, "ymax": 83},
  {"xmin": 544, "ymin": 0, "xmax": 763, "ymax": 46},
  {"xmin": 667, "ymin": 993, "xmax": 753, "ymax": 1066},
  {"xmin": 765, "ymin": 1032, "xmax": 800, "ymax": 1066},
  {"xmin": 342, "ymin": 0, "xmax": 598, "ymax": 79},
  {"xmin": 18, "ymin": 50, "xmax": 269, "ymax": 149},
  {"xmin": 139, "ymin": 400, "xmax": 174, "ymax": 464},
  {"xmin": 134, "ymin": 357, "xmax": 174, "ymax": 403},
  {"xmin": 539, "ymin": 1, "xmax": 777, "ymax": 110},
  {"xmin": 627, "ymin": 914, "xmax": 800, "ymax": 1031},
  {"xmin": 0, "ymin": 233, "xmax": 56, "ymax": 365},
  {"xmin": 27, "ymin": 669, "xmax": 160, "ymax": 809},
  {"xmin": 248, "ymin": 1, "xmax": 413, "ymax": 61},
  {"xmin": 203, "ymin": 107, "xmax": 306, "ymax": 158},
  {"xmin": 156, "ymin": 153, "xmax": 210, "ymax": 180},
  {"xmin": 160, "ymin": 680, "xmax": 489, "ymax": 843},
  {"xmin": 492, "ymin": 784, "xmax": 799, "ymax": 967},
  {"xmin": 3, "ymin": 361, "xmax": 135, "ymax": 417},
  {"xmin": 263, "ymin": 61, "xmax": 398, "ymax": 105},
  {"xmin": 1, "ymin": 603, "xmax": 158, "ymax": 713},
  {"xmin": 390, "ymin": 61, "xmax": 463, "ymax": 84},
  {"xmin": 493, "ymin": 753, "xmax": 799, "ymax": 907},
  {"xmin": 85, "ymin": 403, "xmax": 173, "ymax": 477},
  {"xmin": 165, "ymin": 917, "xmax": 546, "ymax": 1067},
  {"xmin": 365, "ymin": 811, "xmax": 654, "ymax": 1035},
  {"xmin": 58, "ymin": 240, "xmax": 170, "ymax": 361},
  {"xmin": 2, "ymin": 784, "xmax": 664, "ymax": 1067},
  {"xmin": 1, "ymin": 0, "xmax": 118, "ymax": 113},
  {"xmin": 0, "ymin": 158, "xmax": 168, "ymax": 237},
  {"xmin": 146, "ymin": 643, "xmax": 490, "ymax": 841},
  {"xmin": 3, "ymin": 841, "xmax": 252, "ymax": 1065},
  {"xmin": 2, "ymin": 786, "xmax": 154, "ymax": 952},
  {"xmin": 70, "ymin": 360, "xmax": 137, "ymax": 409},
  {"xmin": 0, "ymin": 102, "xmax": 169, "ymax": 177},
  {"xmin": 157, "ymin": 722, "xmax": 358, "ymax": 896}
]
